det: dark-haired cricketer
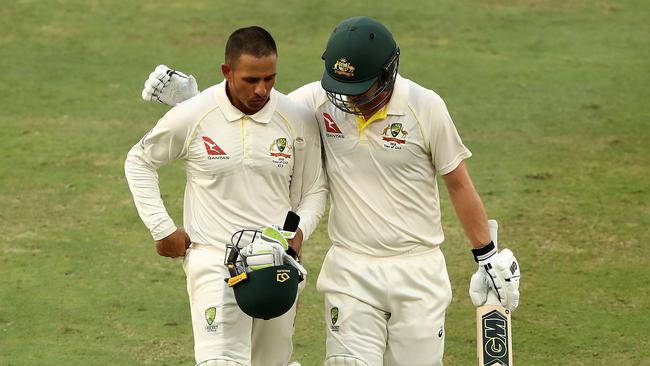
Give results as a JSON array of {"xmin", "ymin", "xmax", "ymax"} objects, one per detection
[{"xmin": 125, "ymin": 26, "xmax": 326, "ymax": 366}]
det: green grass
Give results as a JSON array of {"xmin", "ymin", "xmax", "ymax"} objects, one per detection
[{"xmin": 1, "ymin": 0, "xmax": 648, "ymax": 365}]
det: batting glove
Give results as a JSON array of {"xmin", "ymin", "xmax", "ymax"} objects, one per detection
[
  {"xmin": 470, "ymin": 242, "xmax": 521, "ymax": 312},
  {"xmin": 141, "ymin": 64, "xmax": 199, "ymax": 106},
  {"xmin": 260, "ymin": 225, "xmax": 307, "ymax": 276},
  {"xmin": 240, "ymin": 240, "xmax": 286, "ymax": 271}
]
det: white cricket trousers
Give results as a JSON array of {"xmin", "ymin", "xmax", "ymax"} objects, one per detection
[
  {"xmin": 317, "ymin": 245, "xmax": 453, "ymax": 366},
  {"xmin": 183, "ymin": 243, "xmax": 300, "ymax": 366}
]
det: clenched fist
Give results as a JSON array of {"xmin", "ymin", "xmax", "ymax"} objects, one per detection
[{"xmin": 155, "ymin": 228, "xmax": 191, "ymax": 257}]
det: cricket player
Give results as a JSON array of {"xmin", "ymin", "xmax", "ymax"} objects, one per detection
[
  {"xmin": 141, "ymin": 17, "xmax": 521, "ymax": 366},
  {"xmin": 125, "ymin": 26, "xmax": 327, "ymax": 366}
]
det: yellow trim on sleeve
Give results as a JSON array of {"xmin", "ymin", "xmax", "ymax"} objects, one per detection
[
  {"xmin": 408, "ymin": 104, "xmax": 429, "ymax": 154},
  {"xmin": 276, "ymin": 111, "xmax": 297, "ymax": 141},
  {"xmin": 185, "ymin": 105, "xmax": 221, "ymax": 159},
  {"xmin": 356, "ymin": 106, "xmax": 387, "ymax": 134}
]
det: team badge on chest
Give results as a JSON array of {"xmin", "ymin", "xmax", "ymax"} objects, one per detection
[
  {"xmin": 381, "ymin": 123, "xmax": 409, "ymax": 150},
  {"xmin": 269, "ymin": 137, "xmax": 292, "ymax": 168}
]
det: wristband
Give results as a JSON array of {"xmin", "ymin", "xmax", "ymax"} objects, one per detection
[{"xmin": 471, "ymin": 241, "xmax": 496, "ymax": 264}]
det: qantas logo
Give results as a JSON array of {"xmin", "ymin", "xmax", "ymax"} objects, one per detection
[
  {"xmin": 201, "ymin": 136, "xmax": 229, "ymax": 160},
  {"xmin": 322, "ymin": 113, "xmax": 343, "ymax": 136}
]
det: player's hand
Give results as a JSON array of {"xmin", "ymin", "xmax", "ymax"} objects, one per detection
[
  {"xmin": 287, "ymin": 228, "xmax": 303, "ymax": 258},
  {"xmin": 141, "ymin": 65, "xmax": 199, "ymax": 106},
  {"xmin": 469, "ymin": 243, "xmax": 521, "ymax": 311},
  {"xmin": 155, "ymin": 228, "xmax": 191, "ymax": 257}
]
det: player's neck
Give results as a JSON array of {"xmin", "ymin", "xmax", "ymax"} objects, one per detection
[
  {"xmin": 359, "ymin": 91, "xmax": 391, "ymax": 121},
  {"xmin": 225, "ymin": 81, "xmax": 266, "ymax": 116}
]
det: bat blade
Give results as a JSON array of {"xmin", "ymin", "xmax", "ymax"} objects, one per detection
[
  {"xmin": 477, "ymin": 298, "xmax": 513, "ymax": 366},
  {"xmin": 477, "ymin": 219, "xmax": 513, "ymax": 366}
]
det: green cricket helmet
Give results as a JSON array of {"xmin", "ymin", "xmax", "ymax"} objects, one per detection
[
  {"xmin": 224, "ymin": 225, "xmax": 301, "ymax": 320},
  {"xmin": 231, "ymin": 264, "xmax": 299, "ymax": 320},
  {"xmin": 321, "ymin": 16, "xmax": 400, "ymax": 115}
]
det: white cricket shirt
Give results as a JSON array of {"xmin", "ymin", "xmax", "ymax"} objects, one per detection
[
  {"xmin": 125, "ymin": 80, "xmax": 327, "ymax": 246},
  {"xmin": 289, "ymin": 75, "xmax": 471, "ymax": 256}
]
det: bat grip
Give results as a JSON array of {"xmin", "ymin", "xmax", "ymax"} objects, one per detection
[
  {"xmin": 486, "ymin": 219, "xmax": 501, "ymax": 305},
  {"xmin": 488, "ymin": 219, "xmax": 498, "ymax": 249}
]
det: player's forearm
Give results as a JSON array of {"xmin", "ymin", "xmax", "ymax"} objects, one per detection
[
  {"xmin": 449, "ymin": 188, "xmax": 490, "ymax": 248},
  {"xmin": 443, "ymin": 163, "xmax": 490, "ymax": 248},
  {"xmin": 295, "ymin": 198, "xmax": 327, "ymax": 242},
  {"xmin": 289, "ymin": 115, "xmax": 328, "ymax": 241},
  {"xmin": 293, "ymin": 170, "xmax": 328, "ymax": 242},
  {"xmin": 124, "ymin": 148, "xmax": 177, "ymax": 240}
]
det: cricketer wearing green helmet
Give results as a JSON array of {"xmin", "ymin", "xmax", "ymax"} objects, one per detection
[
  {"xmin": 140, "ymin": 15, "xmax": 522, "ymax": 366},
  {"xmin": 320, "ymin": 16, "xmax": 400, "ymax": 116}
]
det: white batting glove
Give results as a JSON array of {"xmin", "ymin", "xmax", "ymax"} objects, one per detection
[
  {"xmin": 260, "ymin": 225, "xmax": 307, "ymax": 275},
  {"xmin": 141, "ymin": 64, "xmax": 199, "ymax": 106},
  {"xmin": 470, "ymin": 243, "xmax": 521, "ymax": 312},
  {"xmin": 240, "ymin": 241, "xmax": 286, "ymax": 271}
]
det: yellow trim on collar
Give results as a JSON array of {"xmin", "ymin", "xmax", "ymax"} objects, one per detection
[{"xmin": 357, "ymin": 106, "xmax": 387, "ymax": 134}]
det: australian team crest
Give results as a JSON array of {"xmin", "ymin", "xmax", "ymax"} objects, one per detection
[
  {"xmin": 205, "ymin": 306, "xmax": 218, "ymax": 332},
  {"xmin": 205, "ymin": 307, "xmax": 216, "ymax": 325},
  {"xmin": 390, "ymin": 123, "xmax": 403, "ymax": 138},
  {"xmin": 331, "ymin": 307, "xmax": 339, "ymax": 325},
  {"xmin": 382, "ymin": 123, "xmax": 409, "ymax": 149},
  {"xmin": 269, "ymin": 137, "xmax": 292, "ymax": 168},
  {"xmin": 276, "ymin": 138, "xmax": 287, "ymax": 152},
  {"xmin": 330, "ymin": 307, "xmax": 340, "ymax": 332},
  {"xmin": 333, "ymin": 58, "xmax": 355, "ymax": 77}
]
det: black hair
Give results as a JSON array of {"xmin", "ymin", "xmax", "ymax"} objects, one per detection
[{"xmin": 225, "ymin": 26, "xmax": 277, "ymax": 66}]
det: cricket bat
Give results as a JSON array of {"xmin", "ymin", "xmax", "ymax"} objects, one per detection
[{"xmin": 477, "ymin": 219, "xmax": 513, "ymax": 366}]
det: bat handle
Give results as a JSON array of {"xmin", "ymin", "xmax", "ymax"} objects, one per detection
[
  {"xmin": 486, "ymin": 219, "xmax": 501, "ymax": 305},
  {"xmin": 488, "ymin": 219, "xmax": 498, "ymax": 249}
]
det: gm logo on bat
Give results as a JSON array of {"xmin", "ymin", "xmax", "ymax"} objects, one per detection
[{"xmin": 481, "ymin": 309, "xmax": 510, "ymax": 366}]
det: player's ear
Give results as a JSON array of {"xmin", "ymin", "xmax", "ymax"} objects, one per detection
[{"xmin": 221, "ymin": 63, "xmax": 232, "ymax": 81}]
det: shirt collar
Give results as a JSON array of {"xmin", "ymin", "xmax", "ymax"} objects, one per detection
[
  {"xmin": 384, "ymin": 74, "xmax": 408, "ymax": 116},
  {"xmin": 213, "ymin": 80, "xmax": 278, "ymax": 124},
  {"xmin": 357, "ymin": 106, "xmax": 387, "ymax": 133}
]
